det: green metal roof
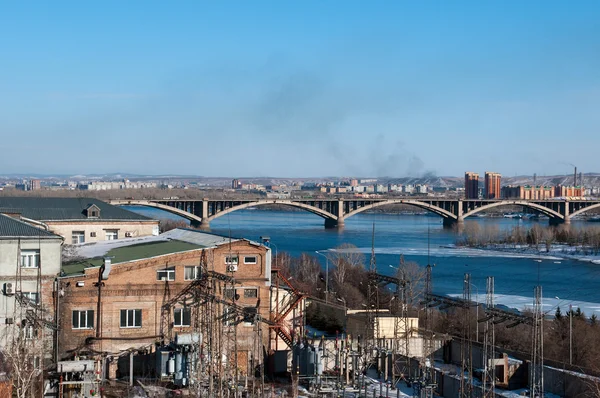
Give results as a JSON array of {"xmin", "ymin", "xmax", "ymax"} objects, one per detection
[
  {"xmin": 62, "ymin": 239, "xmax": 201, "ymax": 275},
  {"xmin": 0, "ymin": 213, "xmax": 61, "ymax": 238},
  {"xmin": 0, "ymin": 197, "xmax": 153, "ymax": 221}
]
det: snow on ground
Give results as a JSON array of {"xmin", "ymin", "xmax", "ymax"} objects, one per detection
[{"xmin": 447, "ymin": 293, "xmax": 600, "ymax": 317}]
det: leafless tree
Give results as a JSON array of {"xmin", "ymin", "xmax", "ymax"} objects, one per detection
[
  {"xmin": 0, "ymin": 321, "xmax": 44, "ymax": 398},
  {"xmin": 326, "ymin": 243, "xmax": 365, "ymax": 289},
  {"xmin": 394, "ymin": 255, "xmax": 427, "ymax": 308}
]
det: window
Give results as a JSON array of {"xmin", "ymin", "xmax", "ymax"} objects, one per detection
[
  {"xmin": 174, "ymin": 308, "xmax": 191, "ymax": 327},
  {"xmin": 21, "ymin": 250, "xmax": 40, "ymax": 268},
  {"xmin": 23, "ymin": 324, "xmax": 37, "ymax": 339},
  {"xmin": 244, "ymin": 256, "xmax": 257, "ymax": 264},
  {"xmin": 72, "ymin": 231, "xmax": 85, "ymax": 244},
  {"xmin": 222, "ymin": 306, "xmax": 234, "ymax": 326},
  {"xmin": 120, "ymin": 309, "xmax": 142, "ymax": 328},
  {"xmin": 244, "ymin": 288, "xmax": 258, "ymax": 298},
  {"xmin": 105, "ymin": 229, "xmax": 118, "ymax": 240},
  {"xmin": 21, "ymin": 292, "xmax": 39, "ymax": 304},
  {"xmin": 72, "ymin": 310, "xmax": 94, "ymax": 329},
  {"xmin": 225, "ymin": 255, "xmax": 238, "ymax": 265},
  {"xmin": 184, "ymin": 266, "xmax": 202, "ymax": 281},
  {"xmin": 156, "ymin": 267, "xmax": 175, "ymax": 281},
  {"xmin": 224, "ymin": 287, "xmax": 237, "ymax": 300},
  {"xmin": 90, "ymin": 232, "xmax": 97, "ymax": 237},
  {"xmin": 242, "ymin": 307, "xmax": 258, "ymax": 324}
]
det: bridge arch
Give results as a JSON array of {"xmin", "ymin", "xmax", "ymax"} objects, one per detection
[
  {"xmin": 462, "ymin": 201, "xmax": 564, "ymax": 220},
  {"xmin": 343, "ymin": 199, "xmax": 458, "ymax": 221},
  {"xmin": 110, "ymin": 200, "xmax": 204, "ymax": 225},
  {"xmin": 205, "ymin": 200, "xmax": 337, "ymax": 223},
  {"xmin": 111, "ymin": 199, "xmax": 338, "ymax": 226},
  {"xmin": 570, "ymin": 203, "xmax": 600, "ymax": 219}
]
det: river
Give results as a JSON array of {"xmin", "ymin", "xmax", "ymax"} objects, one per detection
[{"xmin": 123, "ymin": 206, "xmax": 600, "ymax": 316}]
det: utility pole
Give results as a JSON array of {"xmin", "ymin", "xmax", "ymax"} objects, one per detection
[
  {"xmin": 460, "ymin": 274, "xmax": 473, "ymax": 398},
  {"xmin": 482, "ymin": 277, "xmax": 495, "ymax": 398},
  {"xmin": 569, "ymin": 303, "xmax": 573, "ymax": 366},
  {"xmin": 530, "ymin": 286, "xmax": 544, "ymax": 398}
]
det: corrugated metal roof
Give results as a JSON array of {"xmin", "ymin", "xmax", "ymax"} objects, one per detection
[
  {"xmin": 0, "ymin": 197, "xmax": 153, "ymax": 221},
  {"xmin": 0, "ymin": 214, "xmax": 60, "ymax": 238}
]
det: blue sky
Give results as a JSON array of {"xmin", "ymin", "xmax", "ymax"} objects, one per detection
[{"xmin": 1, "ymin": 1, "xmax": 599, "ymax": 178}]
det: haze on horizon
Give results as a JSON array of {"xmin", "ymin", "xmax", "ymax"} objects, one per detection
[{"xmin": 1, "ymin": 1, "xmax": 599, "ymax": 178}]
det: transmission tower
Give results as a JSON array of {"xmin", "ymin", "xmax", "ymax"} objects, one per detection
[
  {"xmin": 460, "ymin": 274, "xmax": 473, "ymax": 398},
  {"xmin": 392, "ymin": 266, "xmax": 410, "ymax": 388},
  {"xmin": 420, "ymin": 262, "xmax": 435, "ymax": 398},
  {"xmin": 530, "ymin": 286, "xmax": 544, "ymax": 398},
  {"xmin": 366, "ymin": 224, "xmax": 380, "ymax": 342},
  {"xmin": 482, "ymin": 276, "xmax": 495, "ymax": 397}
]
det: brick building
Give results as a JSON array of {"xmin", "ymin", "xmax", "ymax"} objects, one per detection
[
  {"xmin": 58, "ymin": 229, "xmax": 272, "ymax": 378},
  {"xmin": 485, "ymin": 172, "xmax": 502, "ymax": 199},
  {"xmin": 0, "ymin": 197, "xmax": 159, "ymax": 244},
  {"xmin": 502, "ymin": 185, "xmax": 555, "ymax": 200},
  {"xmin": 464, "ymin": 172, "xmax": 479, "ymax": 199},
  {"xmin": 555, "ymin": 185, "xmax": 585, "ymax": 197}
]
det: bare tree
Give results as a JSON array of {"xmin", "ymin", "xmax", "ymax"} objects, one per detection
[
  {"xmin": 394, "ymin": 255, "xmax": 427, "ymax": 308},
  {"xmin": 1, "ymin": 321, "xmax": 44, "ymax": 398},
  {"xmin": 327, "ymin": 244, "xmax": 365, "ymax": 290}
]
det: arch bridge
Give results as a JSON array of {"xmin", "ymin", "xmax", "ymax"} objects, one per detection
[{"xmin": 109, "ymin": 198, "xmax": 600, "ymax": 229}]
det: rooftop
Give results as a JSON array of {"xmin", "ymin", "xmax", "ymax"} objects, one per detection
[
  {"xmin": 0, "ymin": 197, "xmax": 154, "ymax": 221},
  {"xmin": 62, "ymin": 228, "xmax": 262, "ymax": 276},
  {"xmin": 63, "ymin": 239, "xmax": 202, "ymax": 275},
  {"xmin": 0, "ymin": 213, "xmax": 61, "ymax": 239}
]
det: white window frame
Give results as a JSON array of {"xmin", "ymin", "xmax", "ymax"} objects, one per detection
[
  {"xmin": 22, "ymin": 292, "xmax": 39, "ymax": 304},
  {"xmin": 244, "ymin": 288, "xmax": 258, "ymax": 298},
  {"xmin": 156, "ymin": 267, "xmax": 175, "ymax": 281},
  {"xmin": 243, "ymin": 256, "xmax": 257, "ymax": 264},
  {"xmin": 225, "ymin": 255, "xmax": 239, "ymax": 265},
  {"xmin": 72, "ymin": 310, "xmax": 94, "ymax": 329},
  {"xmin": 184, "ymin": 266, "xmax": 202, "ymax": 281},
  {"xmin": 120, "ymin": 309, "xmax": 142, "ymax": 328},
  {"xmin": 105, "ymin": 229, "xmax": 119, "ymax": 241},
  {"xmin": 23, "ymin": 324, "xmax": 36, "ymax": 339},
  {"xmin": 20, "ymin": 250, "xmax": 40, "ymax": 268},
  {"xmin": 72, "ymin": 231, "xmax": 85, "ymax": 244},
  {"xmin": 173, "ymin": 308, "xmax": 191, "ymax": 327}
]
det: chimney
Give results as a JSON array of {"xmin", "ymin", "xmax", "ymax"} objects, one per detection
[
  {"xmin": 533, "ymin": 173, "xmax": 537, "ymax": 187},
  {"xmin": 574, "ymin": 167, "xmax": 577, "ymax": 186},
  {"xmin": 102, "ymin": 257, "xmax": 112, "ymax": 280}
]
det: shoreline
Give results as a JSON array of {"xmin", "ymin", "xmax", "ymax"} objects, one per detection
[{"xmin": 450, "ymin": 243, "xmax": 600, "ymax": 264}]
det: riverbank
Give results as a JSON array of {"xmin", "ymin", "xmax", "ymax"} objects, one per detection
[{"xmin": 449, "ymin": 243, "xmax": 600, "ymax": 264}]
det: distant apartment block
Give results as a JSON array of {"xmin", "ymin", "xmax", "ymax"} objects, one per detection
[
  {"xmin": 555, "ymin": 185, "xmax": 585, "ymax": 197},
  {"xmin": 502, "ymin": 185, "xmax": 586, "ymax": 199},
  {"xmin": 502, "ymin": 185, "xmax": 554, "ymax": 200},
  {"xmin": 485, "ymin": 172, "xmax": 502, "ymax": 199},
  {"xmin": 232, "ymin": 179, "xmax": 241, "ymax": 189},
  {"xmin": 29, "ymin": 179, "xmax": 41, "ymax": 191},
  {"xmin": 78, "ymin": 179, "xmax": 157, "ymax": 190},
  {"xmin": 464, "ymin": 172, "xmax": 479, "ymax": 199}
]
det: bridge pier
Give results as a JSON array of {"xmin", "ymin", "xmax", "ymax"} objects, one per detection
[
  {"xmin": 324, "ymin": 218, "xmax": 344, "ymax": 229},
  {"xmin": 443, "ymin": 217, "xmax": 464, "ymax": 233},
  {"xmin": 549, "ymin": 217, "xmax": 570, "ymax": 227},
  {"xmin": 191, "ymin": 219, "xmax": 211, "ymax": 230}
]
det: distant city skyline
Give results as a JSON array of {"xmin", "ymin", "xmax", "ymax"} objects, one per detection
[{"xmin": 1, "ymin": 2, "xmax": 599, "ymax": 177}]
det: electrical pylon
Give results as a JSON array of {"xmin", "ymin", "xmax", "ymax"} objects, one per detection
[
  {"xmin": 530, "ymin": 286, "xmax": 544, "ymax": 398},
  {"xmin": 482, "ymin": 276, "xmax": 495, "ymax": 397}
]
